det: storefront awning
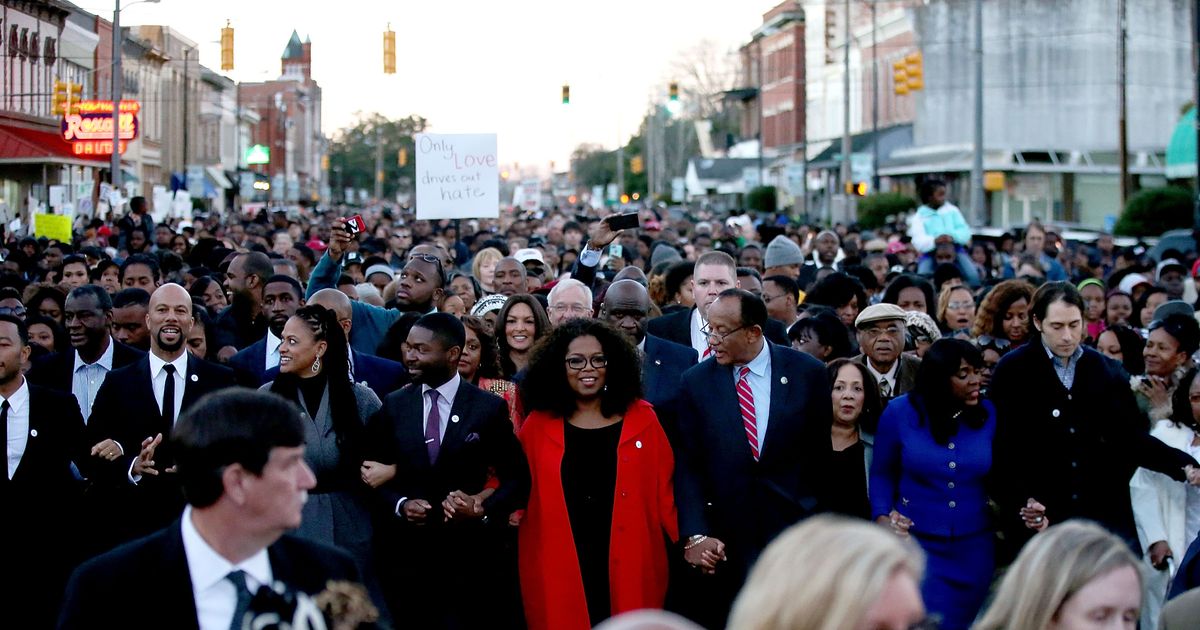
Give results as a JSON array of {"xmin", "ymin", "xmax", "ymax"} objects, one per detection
[{"xmin": 0, "ymin": 123, "xmax": 112, "ymax": 168}]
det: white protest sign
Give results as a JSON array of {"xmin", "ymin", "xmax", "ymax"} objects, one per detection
[{"xmin": 415, "ymin": 133, "xmax": 499, "ymax": 220}]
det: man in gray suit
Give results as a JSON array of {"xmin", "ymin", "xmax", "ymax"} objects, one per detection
[{"xmin": 854, "ymin": 304, "xmax": 920, "ymax": 401}]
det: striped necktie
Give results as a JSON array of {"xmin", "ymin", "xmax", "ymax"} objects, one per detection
[{"xmin": 737, "ymin": 366, "xmax": 759, "ymax": 460}]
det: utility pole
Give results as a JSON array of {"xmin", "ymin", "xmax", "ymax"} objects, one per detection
[
  {"xmin": 111, "ymin": 0, "xmax": 122, "ymax": 200},
  {"xmin": 182, "ymin": 48, "xmax": 190, "ymax": 174},
  {"xmin": 758, "ymin": 38, "xmax": 765, "ymax": 187},
  {"xmin": 1118, "ymin": 0, "xmax": 1130, "ymax": 207},
  {"xmin": 374, "ymin": 124, "xmax": 383, "ymax": 201},
  {"xmin": 871, "ymin": 0, "xmax": 880, "ymax": 193},
  {"xmin": 841, "ymin": 0, "xmax": 854, "ymax": 220},
  {"xmin": 970, "ymin": 0, "xmax": 985, "ymax": 226}
]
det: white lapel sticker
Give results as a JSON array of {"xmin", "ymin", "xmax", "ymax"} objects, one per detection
[
  {"xmin": 29, "ymin": 429, "xmax": 37, "ymax": 437},
  {"xmin": 451, "ymin": 415, "xmax": 460, "ymax": 423},
  {"xmin": 654, "ymin": 360, "xmax": 662, "ymax": 365},
  {"xmin": 635, "ymin": 440, "xmax": 643, "ymax": 449},
  {"xmin": 780, "ymin": 377, "xmax": 788, "ymax": 384},
  {"xmin": 190, "ymin": 374, "xmax": 198, "ymax": 382}
]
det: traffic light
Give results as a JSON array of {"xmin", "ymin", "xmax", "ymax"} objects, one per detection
[
  {"xmin": 383, "ymin": 26, "xmax": 396, "ymax": 75},
  {"xmin": 52, "ymin": 80, "xmax": 81, "ymax": 116},
  {"xmin": 630, "ymin": 155, "xmax": 644, "ymax": 174},
  {"xmin": 561, "ymin": 83, "xmax": 570, "ymax": 105},
  {"xmin": 844, "ymin": 181, "xmax": 868, "ymax": 196},
  {"xmin": 220, "ymin": 21, "xmax": 234, "ymax": 71},
  {"xmin": 668, "ymin": 82, "xmax": 679, "ymax": 102},
  {"xmin": 320, "ymin": 155, "xmax": 330, "ymax": 170},
  {"xmin": 904, "ymin": 51, "xmax": 923, "ymax": 91},
  {"xmin": 398, "ymin": 147, "xmax": 408, "ymax": 167}
]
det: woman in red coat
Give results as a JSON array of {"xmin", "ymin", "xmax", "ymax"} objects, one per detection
[{"xmin": 518, "ymin": 318, "xmax": 678, "ymax": 630}]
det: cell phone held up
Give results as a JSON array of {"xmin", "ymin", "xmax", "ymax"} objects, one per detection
[
  {"xmin": 604, "ymin": 212, "xmax": 640, "ymax": 232},
  {"xmin": 343, "ymin": 214, "xmax": 367, "ymax": 235}
]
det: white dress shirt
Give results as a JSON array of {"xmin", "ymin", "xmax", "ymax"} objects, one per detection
[
  {"xmin": 181, "ymin": 506, "xmax": 273, "ymax": 630},
  {"xmin": 733, "ymin": 342, "xmax": 772, "ymax": 450},
  {"xmin": 73, "ymin": 341, "xmax": 114, "ymax": 421},
  {"xmin": 150, "ymin": 351, "xmax": 189, "ymax": 423},
  {"xmin": 4, "ymin": 377, "xmax": 31, "ymax": 480},
  {"xmin": 264, "ymin": 330, "xmax": 282, "ymax": 371},
  {"xmin": 865, "ymin": 357, "xmax": 900, "ymax": 396},
  {"xmin": 689, "ymin": 308, "xmax": 708, "ymax": 356},
  {"xmin": 421, "ymin": 372, "xmax": 462, "ymax": 442}
]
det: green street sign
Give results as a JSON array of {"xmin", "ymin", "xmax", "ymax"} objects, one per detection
[{"xmin": 245, "ymin": 144, "xmax": 271, "ymax": 165}]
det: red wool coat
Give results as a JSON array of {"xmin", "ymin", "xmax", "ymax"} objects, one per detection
[{"xmin": 518, "ymin": 400, "xmax": 679, "ymax": 630}]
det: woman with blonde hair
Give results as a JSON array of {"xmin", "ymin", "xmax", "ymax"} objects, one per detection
[
  {"xmin": 473, "ymin": 247, "xmax": 504, "ymax": 293},
  {"xmin": 974, "ymin": 520, "xmax": 1142, "ymax": 630},
  {"xmin": 728, "ymin": 514, "xmax": 928, "ymax": 630}
]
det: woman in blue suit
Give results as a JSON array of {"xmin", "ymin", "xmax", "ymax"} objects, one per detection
[{"xmin": 870, "ymin": 338, "xmax": 995, "ymax": 630}]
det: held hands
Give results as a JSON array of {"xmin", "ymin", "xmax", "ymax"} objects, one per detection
[
  {"xmin": 876, "ymin": 510, "xmax": 915, "ymax": 538},
  {"xmin": 1148, "ymin": 540, "xmax": 1173, "ymax": 570},
  {"xmin": 683, "ymin": 537, "xmax": 727, "ymax": 575},
  {"xmin": 442, "ymin": 490, "xmax": 485, "ymax": 521},
  {"xmin": 1021, "ymin": 498, "xmax": 1049, "ymax": 531},
  {"xmin": 401, "ymin": 499, "xmax": 433, "ymax": 524},
  {"xmin": 90, "ymin": 438, "xmax": 123, "ymax": 462},
  {"xmin": 359, "ymin": 461, "xmax": 396, "ymax": 489}
]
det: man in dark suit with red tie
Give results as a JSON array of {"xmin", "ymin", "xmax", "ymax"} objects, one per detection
[
  {"xmin": 364, "ymin": 313, "xmax": 528, "ymax": 628},
  {"xmin": 673, "ymin": 289, "xmax": 832, "ymax": 628},
  {"xmin": 87, "ymin": 284, "xmax": 236, "ymax": 552}
]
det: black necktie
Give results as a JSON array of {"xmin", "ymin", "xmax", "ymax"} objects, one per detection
[
  {"xmin": 1, "ymin": 400, "xmax": 9, "ymax": 482},
  {"xmin": 425, "ymin": 389, "xmax": 442, "ymax": 464},
  {"xmin": 226, "ymin": 569, "xmax": 253, "ymax": 630},
  {"xmin": 161, "ymin": 364, "xmax": 177, "ymax": 428}
]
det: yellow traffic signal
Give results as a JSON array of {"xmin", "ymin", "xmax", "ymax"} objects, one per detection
[
  {"xmin": 220, "ymin": 21, "xmax": 234, "ymax": 71},
  {"xmin": 561, "ymin": 83, "xmax": 570, "ymax": 105},
  {"xmin": 620, "ymin": 194, "xmax": 630, "ymax": 204},
  {"xmin": 398, "ymin": 147, "xmax": 408, "ymax": 167},
  {"xmin": 383, "ymin": 26, "xmax": 396, "ymax": 75},
  {"xmin": 893, "ymin": 60, "xmax": 909, "ymax": 95},
  {"xmin": 630, "ymin": 155, "xmax": 644, "ymax": 174},
  {"xmin": 668, "ymin": 82, "xmax": 679, "ymax": 102},
  {"xmin": 320, "ymin": 155, "xmax": 330, "ymax": 170},
  {"xmin": 52, "ymin": 80, "xmax": 67, "ymax": 115},
  {"xmin": 905, "ymin": 51, "xmax": 923, "ymax": 91},
  {"xmin": 843, "ymin": 181, "xmax": 868, "ymax": 196}
]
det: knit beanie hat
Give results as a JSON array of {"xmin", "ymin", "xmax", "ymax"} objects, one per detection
[
  {"xmin": 764, "ymin": 235, "xmax": 804, "ymax": 269},
  {"xmin": 650, "ymin": 244, "xmax": 682, "ymax": 268}
]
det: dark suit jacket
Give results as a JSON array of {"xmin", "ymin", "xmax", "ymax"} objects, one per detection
[
  {"xmin": 854, "ymin": 353, "xmax": 921, "ymax": 400},
  {"xmin": 261, "ymin": 350, "xmax": 409, "ymax": 401},
  {"xmin": 58, "ymin": 520, "xmax": 361, "ymax": 630},
  {"xmin": 1170, "ymin": 534, "xmax": 1200, "ymax": 598},
  {"xmin": 86, "ymin": 354, "xmax": 237, "ymax": 544},
  {"xmin": 227, "ymin": 337, "xmax": 270, "ymax": 388},
  {"xmin": 363, "ymin": 379, "xmax": 529, "ymax": 625},
  {"xmin": 647, "ymin": 307, "xmax": 789, "ymax": 350},
  {"xmin": 642, "ymin": 334, "xmax": 698, "ymax": 445},
  {"xmin": 7, "ymin": 384, "xmax": 90, "ymax": 628},
  {"xmin": 990, "ymin": 343, "xmax": 1199, "ymax": 548},
  {"xmin": 27, "ymin": 341, "xmax": 146, "ymax": 399},
  {"xmin": 675, "ymin": 344, "xmax": 832, "ymax": 579}
]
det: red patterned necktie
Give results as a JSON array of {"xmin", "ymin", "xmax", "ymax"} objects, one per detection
[
  {"xmin": 737, "ymin": 366, "xmax": 759, "ymax": 460},
  {"xmin": 702, "ymin": 346, "xmax": 712, "ymax": 359}
]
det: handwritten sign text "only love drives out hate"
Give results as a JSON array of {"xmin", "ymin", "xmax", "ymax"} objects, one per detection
[{"xmin": 415, "ymin": 133, "xmax": 499, "ymax": 220}]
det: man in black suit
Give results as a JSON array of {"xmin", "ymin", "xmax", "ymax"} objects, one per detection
[
  {"xmin": 599, "ymin": 279, "xmax": 697, "ymax": 443},
  {"xmin": 28, "ymin": 284, "xmax": 145, "ymax": 419},
  {"xmin": 364, "ymin": 313, "xmax": 529, "ymax": 627},
  {"xmin": 59, "ymin": 389, "xmax": 366, "ymax": 630},
  {"xmin": 87, "ymin": 284, "xmax": 237, "ymax": 548},
  {"xmin": 228, "ymin": 275, "xmax": 304, "ymax": 387},
  {"xmin": 673, "ymin": 289, "xmax": 832, "ymax": 628},
  {"xmin": 647, "ymin": 251, "xmax": 789, "ymax": 357},
  {"xmin": 0, "ymin": 315, "xmax": 91, "ymax": 627}
]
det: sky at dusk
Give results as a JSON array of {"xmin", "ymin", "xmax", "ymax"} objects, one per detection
[{"xmin": 98, "ymin": 0, "xmax": 780, "ymax": 172}]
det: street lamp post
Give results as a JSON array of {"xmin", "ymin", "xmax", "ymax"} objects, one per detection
[{"xmin": 110, "ymin": 0, "xmax": 159, "ymax": 207}]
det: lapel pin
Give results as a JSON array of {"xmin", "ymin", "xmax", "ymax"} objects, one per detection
[
  {"xmin": 29, "ymin": 429, "xmax": 37, "ymax": 437},
  {"xmin": 654, "ymin": 359, "xmax": 662, "ymax": 366},
  {"xmin": 190, "ymin": 374, "xmax": 198, "ymax": 382},
  {"xmin": 780, "ymin": 377, "xmax": 789, "ymax": 384},
  {"xmin": 635, "ymin": 440, "xmax": 643, "ymax": 449},
  {"xmin": 451, "ymin": 415, "xmax": 460, "ymax": 423}
]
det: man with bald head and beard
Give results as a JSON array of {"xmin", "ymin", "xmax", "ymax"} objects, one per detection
[
  {"xmin": 261, "ymin": 288, "xmax": 408, "ymax": 401},
  {"xmin": 797, "ymin": 230, "xmax": 844, "ymax": 291},
  {"xmin": 87, "ymin": 283, "xmax": 237, "ymax": 550},
  {"xmin": 600, "ymin": 279, "xmax": 697, "ymax": 442},
  {"xmin": 306, "ymin": 217, "xmax": 448, "ymax": 354}
]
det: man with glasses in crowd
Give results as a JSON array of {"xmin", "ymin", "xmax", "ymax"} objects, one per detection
[
  {"xmin": 854, "ymin": 303, "xmax": 921, "ymax": 401},
  {"xmin": 762, "ymin": 275, "xmax": 801, "ymax": 334},
  {"xmin": 672, "ymin": 288, "xmax": 832, "ymax": 628},
  {"xmin": 546, "ymin": 278, "xmax": 593, "ymax": 326}
]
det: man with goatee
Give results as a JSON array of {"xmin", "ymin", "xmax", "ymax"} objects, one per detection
[{"xmin": 87, "ymin": 283, "xmax": 236, "ymax": 552}]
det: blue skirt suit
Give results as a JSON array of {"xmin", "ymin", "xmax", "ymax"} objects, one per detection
[{"xmin": 869, "ymin": 394, "xmax": 996, "ymax": 630}]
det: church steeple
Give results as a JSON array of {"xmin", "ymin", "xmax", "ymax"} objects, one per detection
[{"xmin": 280, "ymin": 30, "xmax": 311, "ymax": 81}]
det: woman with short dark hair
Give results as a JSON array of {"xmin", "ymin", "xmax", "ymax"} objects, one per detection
[
  {"xmin": 870, "ymin": 338, "xmax": 996, "ymax": 630},
  {"xmin": 805, "ymin": 272, "xmax": 867, "ymax": 328},
  {"xmin": 881, "ymin": 274, "xmax": 936, "ymax": 317},
  {"xmin": 1133, "ymin": 313, "xmax": 1200, "ymax": 427},
  {"xmin": 518, "ymin": 319, "xmax": 676, "ymax": 629}
]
